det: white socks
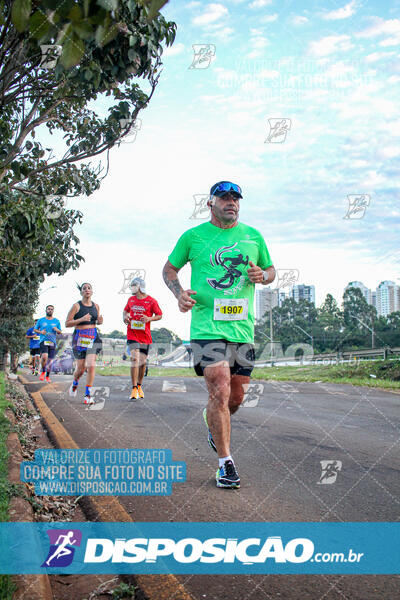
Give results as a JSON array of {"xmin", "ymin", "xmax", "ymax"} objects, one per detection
[{"xmin": 219, "ymin": 455, "xmax": 233, "ymax": 467}]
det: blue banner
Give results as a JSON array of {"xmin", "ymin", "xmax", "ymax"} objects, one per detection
[{"xmin": 0, "ymin": 522, "xmax": 398, "ymax": 574}]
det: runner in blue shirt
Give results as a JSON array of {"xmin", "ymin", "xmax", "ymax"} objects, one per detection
[
  {"xmin": 34, "ymin": 305, "xmax": 62, "ymax": 382},
  {"xmin": 26, "ymin": 326, "xmax": 41, "ymax": 375}
]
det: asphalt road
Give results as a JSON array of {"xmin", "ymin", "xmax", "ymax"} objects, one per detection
[{"xmin": 23, "ymin": 372, "xmax": 400, "ymax": 600}]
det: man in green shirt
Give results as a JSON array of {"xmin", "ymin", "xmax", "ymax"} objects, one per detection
[{"xmin": 163, "ymin": 181, "xmax": 275, "ymax": 489}]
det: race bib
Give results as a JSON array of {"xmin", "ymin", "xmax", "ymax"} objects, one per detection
[
  {"xmin": 33, "ymin": 336, "xmax": 40, "ymax": 341},
  {"xmin": 213, "ymin": 298, "xmax": 249, "ymax": 321},
  {"xmin": 131, "ymin": 319, "xmax": 145, "ymax": 330},
  {"xmin": 77, "ymin": 337, "xmax": 94, "ymax": 348},
  {"xmin": 44, "ymin": 340, "xmax": 54, "ymax": 346}
]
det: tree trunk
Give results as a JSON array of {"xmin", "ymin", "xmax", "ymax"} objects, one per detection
[
  {"xmin": 10, "ymin": 351, "xmax": 18, "ymax": 373},
  {"xmin": 0, "ymin": 348, "xmax": 8, "ymax": 372}
]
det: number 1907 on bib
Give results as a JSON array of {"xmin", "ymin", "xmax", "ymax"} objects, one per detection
[
  {"xmin": 221, "ymin": 306, "xmax": 243, "ymax": 315},
  {"xmin": 214, "ymin": 298, "xmax": 248, "ymax": 321}
]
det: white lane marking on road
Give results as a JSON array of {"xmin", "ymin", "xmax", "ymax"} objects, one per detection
[{"xmin": 162, "ymin": 380, "xmax": 187, "ymax": 393}]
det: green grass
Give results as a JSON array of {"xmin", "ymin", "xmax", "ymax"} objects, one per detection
[
  {"xmin": 252, "ymin": 360, "xmax": 400, "ymax": 390},
  {"xmin": 0, "ymin": 372, "xmax": 17, "ymax": 598},
  {"xmin": 0, "ymin": 373, "xmax": 12, "ymax": 521},
  {"xmin": 96, "ymin": 360, "xmax": 400, "ymax": 390},
  {"xmin": 0, "ymin": 576, "xmax": 16, "ymax": 600}
]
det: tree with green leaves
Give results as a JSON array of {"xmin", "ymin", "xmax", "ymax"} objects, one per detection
[
  {"xmin": 342, "ymin": 287, "xmax": 378, "ymax": 348},
  {"xmin": 0, "ymin": 195, "xmax": 84, "ymax": 370},
  {"xmin": 255, "ymin": 297, "xmax": 317, "ymax": 353},
  {"xmin": 0, "ymin": 0, "xmax": 176, "ymax": 368},
  {"xmin": 102, "ymin": 329, "xmax": 126, "ymax": 339},
  {"xmin": 255, "ymin": 288, "xmax": 400, "ymax": 357},
  {"xmin": 343, "ymin": 287, "xmax": 374, "ymax": 327},
  {"xmin": 0, "ymin": 0, "xmax": 176, "ymax": 198},
  {"xmin": 379, "ymin": 312, "xmax": 400, "ymax": 348},
  {"xmin": 318, "ymin": 293, "xmax": 342, "ymax": 328},
  {"xmin": 316, "ymin": 293, "xmax": 344, "ymax": 351},
  {"xmin": 151, "ymin": 327, "xmax": 181, "ymax": 344}
]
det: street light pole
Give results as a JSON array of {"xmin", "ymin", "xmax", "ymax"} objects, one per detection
[
  {"xmin": 349, "ymin": 313, "xmax": 375, "ymax": 349},
  {"xmin": 292, "ymin": 323, "xmax": 314, "ymax": 351},
  {"xmin": 269, "ymin": 303, "xmax": 274, "ymax": 360}
]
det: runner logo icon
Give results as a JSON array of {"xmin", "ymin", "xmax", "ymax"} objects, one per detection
[
  {"xmin": 207, "ymin": 244, "xmax": 249, "ymax": 290},
  {"xmin": 317, "ymin": 460, "xmax": 342, "ymax": 485},
  {"xmin": 41, "ymin": 529, "xmax": 82, "ymax": 567}
]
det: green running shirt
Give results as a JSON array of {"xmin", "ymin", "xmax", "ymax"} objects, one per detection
[{"xmin": 168, "ymin": 221, "xmax": 273, "ymax": 343}]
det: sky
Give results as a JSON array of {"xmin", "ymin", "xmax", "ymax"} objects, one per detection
[{"xmin": 37, "ymin": 0, "xmax": 400, "ymax": 338}]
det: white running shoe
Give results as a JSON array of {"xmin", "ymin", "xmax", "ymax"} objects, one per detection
[
  {"xmin": 83, "ymin": 395, "xmax": 94, "ymax": 406},
  {"xmin": 69, "ymin": 383, "xmax": 78, "ymax": 397}
]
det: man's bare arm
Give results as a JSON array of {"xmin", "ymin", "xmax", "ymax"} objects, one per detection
[
  {"xmin": 162, "ymin": 260, "xmax": 184, "ymax": 299},
  {"xmin": 162, "ymin": 260, "xmax": 197, "ymax": 313}
]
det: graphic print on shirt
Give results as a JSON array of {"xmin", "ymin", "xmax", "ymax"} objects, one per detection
[{"xmin": 207, "ymin": 243, "xmax": 249, "ymax": 293}]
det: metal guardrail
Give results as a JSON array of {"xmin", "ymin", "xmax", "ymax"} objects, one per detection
[
  {"xmin": 312, "ymin": 347, "xmax": 400, "ymax": 362},
  {"xmin": 257, "ymin": 347, "xmax": 400, "ymax": 365}
]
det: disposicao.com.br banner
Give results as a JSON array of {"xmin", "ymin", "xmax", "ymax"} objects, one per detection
[{"xmin": 0, "ymin": 522, "xmax": 398, "ymax": 575}]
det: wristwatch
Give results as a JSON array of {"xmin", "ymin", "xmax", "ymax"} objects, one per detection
[{"xmin": 262, "ymin": 270, "xmax": 269, "ymax": 282}]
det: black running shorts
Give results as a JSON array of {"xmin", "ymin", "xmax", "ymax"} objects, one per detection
[
  {"xmin": 39, "ymin": 341, "xmax": 56, "ymax": 359},
  {"xmin": 127, "ymin": 341, "xmax": 150, "ymax": 356},
  {"xmin": 190, "ymin": 339, "xmax": 255, "ymax": 377}
]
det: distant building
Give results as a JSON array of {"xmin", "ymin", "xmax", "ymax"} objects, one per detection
[
  {"xmin": 255, "ymin": 288, "xmax": 279, "ymax": 322},
  {"xmin": 376, "ymin": 281, "xmax": 400, "ymax": 316},
  {"xmin": 278, "ymin": 289, "xmax": 288, "ymax": 306},
  {"xmin": 371, "ymin": 291, "xmax": 377, "ymax": 310},
  {"xmin": 344, "ymin": 280, "xmax": 400, "ymax": 316},
  {"xmin": 290, "ymin": 284, "xmax": 315, "ymax": 305},
  {"xmin": 345, "ymin": 281, "xmax": 372, "ymax": 304}
]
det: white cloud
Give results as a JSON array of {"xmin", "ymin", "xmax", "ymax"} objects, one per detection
[
  {"xmin": 357, "ymin": 17, "xmax": 400, "ymax": 47},
  {"xmin": 322, "ymin": 0, "xmax": 358, "ymax": 20},
  {"xmin": 243, "ymin": 27, "xmax": 270, "ymax": 58},
  {"xmin": 291, "ymin": 15, "xmax": 308, "ymax": 26},
  {"xmin": 209, "ymin": 25, "xmax": 235, "ymax": 41},
  {"xmin": 260, "ymin": 13, "xmax": 278, "ymax": 23},
  {"xmin": 163, "ymin": 42, "xmax": 185, "ymax": 57},
  {"xmin": 323, "ymin": 61, "xmax": 356, "ymax": 77},
  {"xmin": 379, "ymin": 37, "xmax": 400, "ymax": 47},
  {"xmin": 356, "ymin": 18, "xmax": 400, "ymax": 47},
  {"xmin": 377, "ymin": 146, "xmax": 400, "ymax": 159},
  {"xmin": 248, "ymin": 33, "xmax": 269, "ymax": 52},
  {"xmin": 365, "ymin": 51, "xmax": 397, "ymax": 62},
  {"xmin": 192, "ymin": 3, "xmax": 228, "ymax": 26},
  {"xmin": 331, "ymin": 90, "xmax": 397, "ymax": 121},
  {"xmin": 249, "ymin": 0, "xmax": 273, "ymax": 8},
  {"xmin": 356, "ymin": 17, "xmax": 400, "ymax": 39},
  {"xmin": 257, "ymin": 69, "xmax": 279, "ymax": 79},
  {"xmin": 308, "ymin": 35, "xmax": 354, "ymax": 57}
]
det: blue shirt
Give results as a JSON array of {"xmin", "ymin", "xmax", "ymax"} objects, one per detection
[
  {"xmin": 26, "ymin": 327, "xmax": 41, "ymax": 349},
  {"xmin": 35, "ymin": 317, "xmax": 61, "ymax": 346}
]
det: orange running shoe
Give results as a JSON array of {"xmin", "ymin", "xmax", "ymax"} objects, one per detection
[{"xmin": 130, "ymin": 386, "xmax": 139, "ymax": 400}]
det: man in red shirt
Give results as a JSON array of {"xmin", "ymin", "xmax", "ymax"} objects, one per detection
[{"xmin": 123, "ymin": 277, "xmax": 162, "ymax": 400}]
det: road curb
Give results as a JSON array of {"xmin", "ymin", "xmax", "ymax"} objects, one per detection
[
  {"xmin": 5, "ymin": 390, "xmax": 53, "ymax": 600},
  {"xmin": 18, "ymin": 374, "xmax": 194, "ymax": 600}
]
